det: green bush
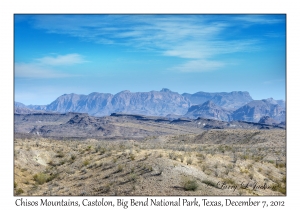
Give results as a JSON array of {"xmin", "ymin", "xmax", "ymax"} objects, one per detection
[
  {"xmin": 196, "ymin": 153, "xmax": 205, "ymax": 159},
  {"xmin": 83, "ymin": 160, "xmax": 90, "ymax": 167},
  {"xmin": 187, "ymin": 157, "xmax": 193, "ymax": 165},
  {"xmin": 282, "ymin": 175, "xmax": 286, "ymax": 183},
  {"xmin": 129, "ymin": 153, "xmax": 135, "ymax": 161},
  {"xmin": 272, "ymin": 183, "xmax": 286, "ymax": 195},
  {"xmin": 223, "ymin": 178, "xmax": 235, "ymax": 185},
  {"xmin": 116, "ymin": 164, "xmax": 124, "ymax": 172},
  {"xmin": 129, "ymin": 173, "xmax": 137, "ymax": 182},
  {"xmin": 56, "ymin": 151, "xmax": 65, "ymax": 158},
  {"xmin": 59, "ymin": 159, "xmax": 66, "ymax": 165},
  {"xmin": 86, "ymin": 145, "xmax": 92, "ymax": 151},
  {"xmin": 182, "ymin": 177, "xmax": 198, "ymax": 191},
  {"xmin": 169, "ymin": 152, "xmax": 177, "ymax": 160},
  {"xmin": 103, "ymin": 184, "xmax": 111, "ymax": 193},
  {"xmin": 15, "ymin": 188, "xmax": 24, "ymax": 195},
  {"xmin": 276, "ymin": 163, "xmax": 286, "ymax": 168},
  {"xmin": 33, "ymin": 172, "xmax": 58, "ymax": 185},
  {"xmin": 70, "ymin": 154, "xmax": 76, "ymax": 161},
  {"xmin": 33, "ymin": 173, "xmax": 48, "ymax": 185},
  {"xmin": 48, "ymin": 160, "xmax": 55, "ymax": 166}
]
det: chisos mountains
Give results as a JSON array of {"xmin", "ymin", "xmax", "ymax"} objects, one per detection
[{"xmin": 15, "ymin": 88, "xmax": 286, "ymax": 124}]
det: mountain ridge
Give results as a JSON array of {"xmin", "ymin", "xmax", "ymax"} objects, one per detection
[
  {"xmin": 14, "ymin": 112, "xmax": 285, "ymax": 140},
  {"xmin": 15, "ymin": 89, "xmax": 286, "ymax": 123}
]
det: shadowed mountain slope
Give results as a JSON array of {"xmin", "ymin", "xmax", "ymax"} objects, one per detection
[
  {"xmin": 232, "ymin": 99, "xmax": 286, "ymax": 123},
  {"xmin": 182, "ymin": 91, "xmax": 253, "ymax": 110},
  {"xmin": 184, "ymin": 100, "xmax": 232, "ymax": 121}
]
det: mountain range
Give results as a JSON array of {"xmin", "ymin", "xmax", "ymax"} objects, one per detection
[
  {"xmin": 15, "ymin": 89, "xmax": 286, "ymax": 124},
  {"xmin": 182, "ymin": 91, "xmax": 253, "ymax": 110}
]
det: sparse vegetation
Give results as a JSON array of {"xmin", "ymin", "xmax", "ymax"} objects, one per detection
[
  {"xmin": 272, "ymin": 182, "xmax": 286, "ymax": 195},
  {"xmin": 86, "ymin": 145, "xmax": 92, "ymax": 151},
  {"xmin": 201, "ymin": 164, "xmax": 208, "ymax": 172},
  {"xmin": 182, "ymin": 177, "xmax": 198, "ymax": 191},
  {"xmin": 169, "ymin": 152, "xmax": 177, "ymax": 160},
  {"xmin": 14, "ymin": 128, "xmax": 286, "ymax": 196},
  {"xmin": 33, "ymin": 172, "xmax": 57, "ymax": 185},
  {"xmin": 83, "ymin": 159, "xmax": 90, "ymax": 167},
  {"xmin": 186, "ymin": 157, "xmax": 193, "ymax": 165},
  {"xmin": 129, "ymin": 153, "xmax": 135, "ymax": 161},
  {"xmin": 70, "ymin": 154, "xmax": 76, "ymax": 161},
  {"xmin": 33, "ymin": 173, "xmax": 48, "ymax": 185},
  {"xmin": 15, "ymin": 188, "xmax": 24, "ymax": 195},
  {"xmin": 178, "ymin": 155, "xmax": 184, "ymax": 163},
  {"xmin": 56, "ymin": 151, "xmax": 65, "ymax": 158},
  {"xmin": 129, "ymin": 173, "xmax": 137, "ymax": 182},
  {"xmin": 222, "ymin": 178, "xmax": 235, "ymax": 185},
  {"xmin": 116, "ymin": 164, "xmax": 124, "ymax": 173}
]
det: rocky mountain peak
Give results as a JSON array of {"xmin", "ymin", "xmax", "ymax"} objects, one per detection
[
  {"xmin": 182, "ymin": 91, "xmax": 253, "ymax": 110},
  {"xmin": 201, "ymin": 100, "xmax": 217, "ymax": 108},
  {"xmin": 160, "ymin": 88, "xmax": 172, "ymax": 93},
  {"xmin": 232, "ymin": 99, "xmax": 285, "ymax": 123},
  {"xmin": 119, "ymin": 90, "xmax": 131, "ymax": 93},
  {"xmin": 185, "ymin": 100, "xmax": 232, "ymax": 121}
]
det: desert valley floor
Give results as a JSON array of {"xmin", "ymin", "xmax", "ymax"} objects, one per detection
[{"xmin": 14, "ymin": 113, "xmax": 286, "ymax": 196}]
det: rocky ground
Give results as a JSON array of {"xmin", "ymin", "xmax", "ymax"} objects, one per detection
[
  {"xmin": 14, "ymin": 129, "xmax": 286, "ymax": 196},
  {"xmin": 14, "ymin": 113, "xmax": 285, "ymax": 140}
]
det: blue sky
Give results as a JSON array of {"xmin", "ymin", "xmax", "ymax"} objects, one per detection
[{"xmin": 14, "ymin": 14, "xmax": 286, "ymax": 105}]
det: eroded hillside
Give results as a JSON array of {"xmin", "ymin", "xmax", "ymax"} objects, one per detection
[{"xmin": 14, "ymin": 129, "xmax": 286, "ymax": 196}]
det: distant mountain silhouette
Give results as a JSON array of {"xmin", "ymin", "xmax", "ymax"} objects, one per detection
[
  {"xmin": 231, "ymin": 99, "xmax": 286, "ymax": 123},
  {"xmin": 38, "ymin": 89, "xmax": 190, "ymax": 117},
  {"xmin": 182, "ymin": 91, "xmax": 253, "ymax": 110},
  {"xmin": 15, "ymin": 89, "xmax": 285, "ymax": 123},
  {"xmin": 185, "ymin": 100, "xmax": 232, "ymax": 121}
]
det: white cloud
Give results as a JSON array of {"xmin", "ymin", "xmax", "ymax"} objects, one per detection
[
  {"xmin": 171, "ymin": 59, "xmax": 225, "ymax": 72},
  {"xmin": 15, "ymin": 53, "xmax": 87, "ymax": 78},
  {"xmin": 35, "ymin": 53, "xmax": 87, "ymax": 66},
  {"xmin": 27, "ymin": 15, "xmax": 283, "ymax": 73},
  {"xmin": 163, "ymin": 39, "xmax": 259, "ymax": 60},
  {"xmin": 29, "ymin": 15, "xmax": 250, "ymax": 50},
  {"xmin": 264, "ymin": 32, "xmax": 285, "ymax": 38},
  {"xmin": 263, "ymin": 79, "xmax": 285, "ymax": 85},
  {"xmin": 15, "ymin": 63, "xmax": 71, "ymax": 78},
  {"xmin": 233, "ymin": 15, "xmax": 284, "ymax": 25}
]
